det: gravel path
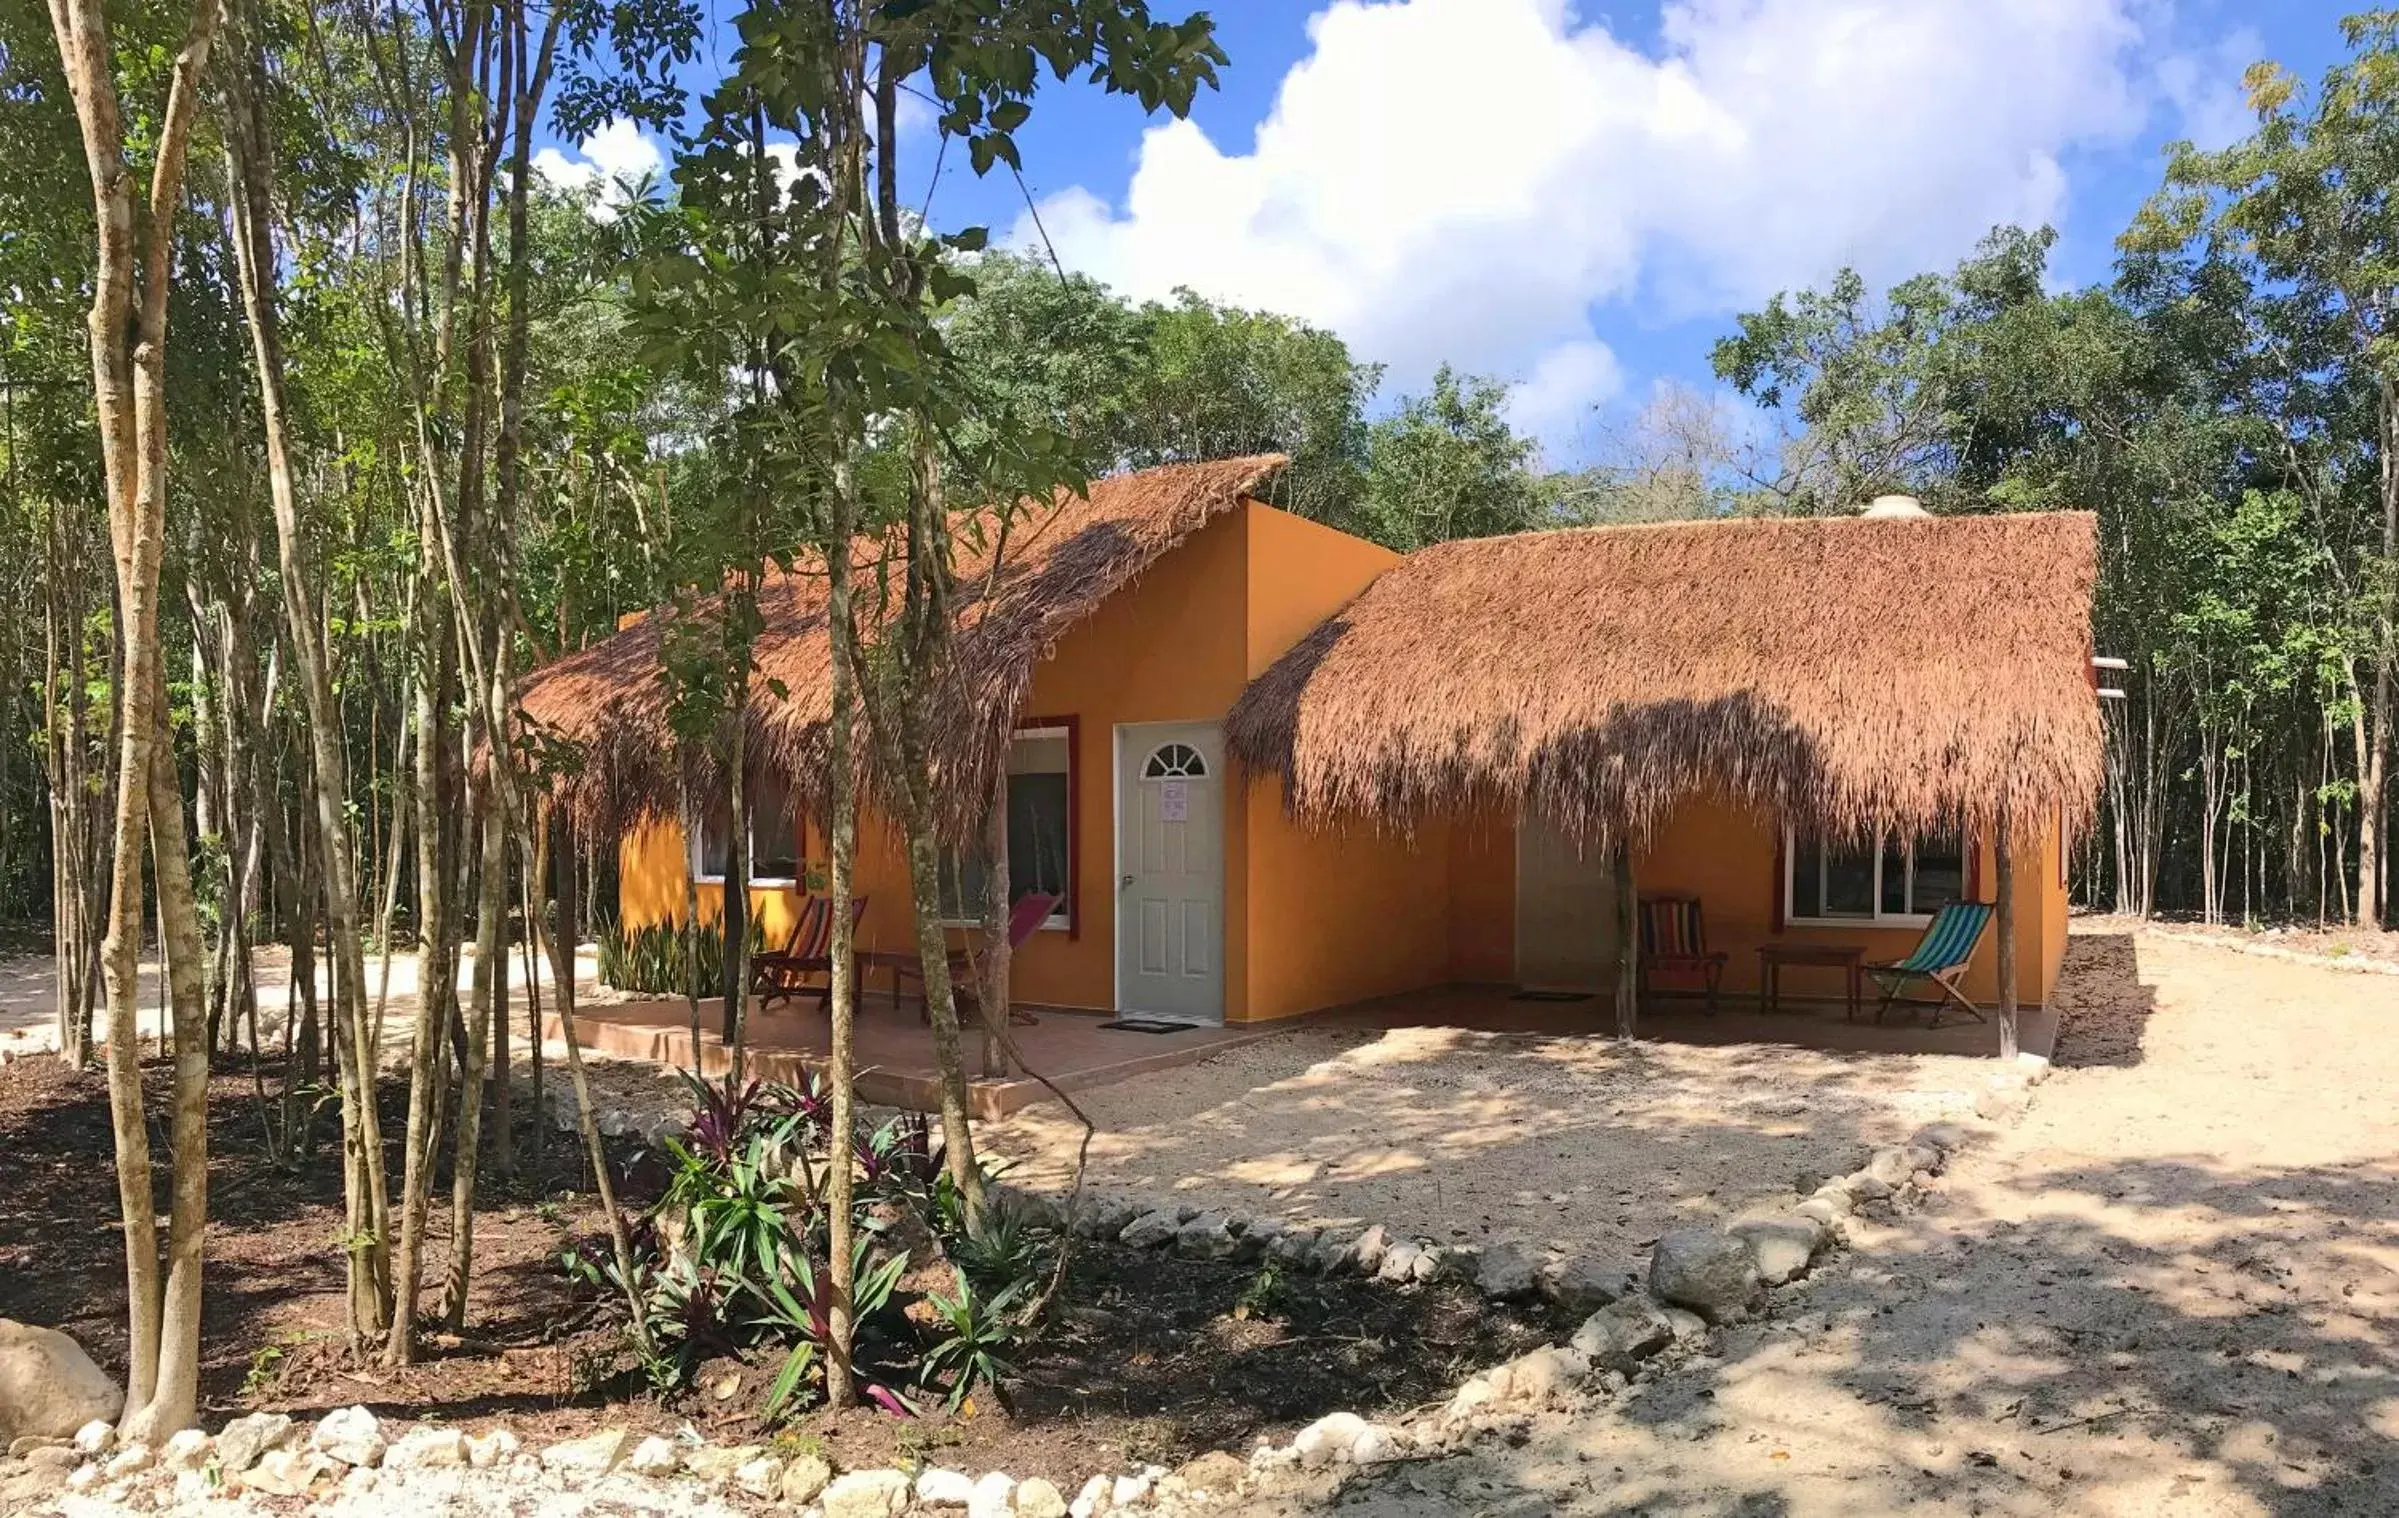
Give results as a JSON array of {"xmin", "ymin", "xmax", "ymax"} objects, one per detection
[
  {"xmin": 1246, "ymin": 920, "xmax": 2399, "ymax": 1516},
  {"xmin": 985, "ymin": 1023, "xmax": 1989, "ymax": 1273}
]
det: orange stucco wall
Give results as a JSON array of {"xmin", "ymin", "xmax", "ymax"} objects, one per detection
[
  {"xmin": 1235, "ymin": 508, "xmax": 1430, "ymax": 1020},
  {"xmin": 1438, "ymin": 794, "xmax": 2072, "ymax": 1006},
  {"xmin": 619, "ymin": 498, "xmax": 1413, "ymax": 1022},
  {"xmin": 615, "ymin": 496, "xmax": 2071, "ymax": 1022}
]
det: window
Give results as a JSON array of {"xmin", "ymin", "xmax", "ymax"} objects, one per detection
[
  {"xmin": 1786, "ymin": 829, "xmax": 1966, "ymax": 925},
  {"xmin": 694, "ymin": 770, "xmax": 802, "ymax": 883},
  {"xmin": 1142, "ymin": 742, "xmax": 1208, "ymax": 779},
  {"xmin": 939, "ymin": 724, "xmax": 1074, "ymax": 931}
]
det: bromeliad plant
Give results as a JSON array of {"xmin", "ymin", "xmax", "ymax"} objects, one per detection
[{"xmin": 568, "ymin": 1063, "xmax": 1063, "ymax": 1420}]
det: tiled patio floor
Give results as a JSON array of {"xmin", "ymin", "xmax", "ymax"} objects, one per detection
[
  {"xmin": 547, "ymin": 977, "xmax": 2048, "ymax": 1118},
  {"xmin": 545, "ymin": 993, "xmax": 1266, "ymax": 1118}
]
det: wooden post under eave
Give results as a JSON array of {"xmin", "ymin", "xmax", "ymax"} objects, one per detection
[
  {"xmin": 1994, "ymin": 808, "xmax": 2019, "ymax": 1062},
  {"xmin": 1613, "ymin": 840, "xmax": 1638, "ymax": 1041}
]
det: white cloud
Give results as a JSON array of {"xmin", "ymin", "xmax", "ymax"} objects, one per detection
[
  {"xmin": 1019, "ymin": 0, "xmax": 2202, "ymax": 439},
  {"xmin": 2158, "ymin": 27, "xmax": 2264, "ymax": 151},
  {"xmin": 1503, "ymin": 339, "xmax": 1625, "ymax": 461},
  {"xmin": 533, "ymin": 119, "xmax": 666, "ymax": 218}
]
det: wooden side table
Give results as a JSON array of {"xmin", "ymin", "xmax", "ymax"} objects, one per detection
[{"xmin": 1756, "ymin": 942, "xmax": 1866, "ymax": 1021}]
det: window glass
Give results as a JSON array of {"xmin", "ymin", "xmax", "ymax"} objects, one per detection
[
  {"xmin": 1910, "ymin": 832, "xmax": 1965, "ymax": 914},
  {"xmin": 1789, "ymin": 827, "xmax": 1966, "ymax": 922},
  {"xmin": 940, "ymin": 730, "xmax": 1072, "ymax": 926},
  {"xmin": 1821, "ymin": 840, "xmax": 1877, "ymax": 917}
]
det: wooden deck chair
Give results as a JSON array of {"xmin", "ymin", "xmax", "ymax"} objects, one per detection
[
  {"xmin": 750, "ymin": 895, "xmax": 866, "ymax": 1012},
  {"xmin": 1638, "ymin": 895, "xmax": 1729, "ymax": 1013},
  {"xmin": 921, "ymin": 891, "xmax": 1059, "ymax": 1028},
  {"xmin": 1867, "ymin": 901, "xmax": 1994, "ymax": 1028}
]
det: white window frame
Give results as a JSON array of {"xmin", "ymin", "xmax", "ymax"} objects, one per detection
[
  {"xmin": 690, "ymin": 779, "xmax": 801, "ymax": 888},
  {"xmin": 938, "ymin": 723, "xmax": 1074, "ymax": 933},
  {"xmin": 1783, "ymin": 829, "xmax": 1962, "ymax": 928}
]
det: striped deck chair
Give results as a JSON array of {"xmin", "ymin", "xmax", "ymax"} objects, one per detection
[
  {"xmin": 1638, "ymin": 895, "xmax": 1729, "ymax": 1013},
  {"xmin": 750, "ymin": 895, "xmax": 867, "ymax": 1012},
  {"xmin": 1867, "ymin": 901, "xmax": 1994, "ymax": 1028}
]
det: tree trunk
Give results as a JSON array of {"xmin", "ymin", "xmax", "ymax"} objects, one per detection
[
  {"xmin": 218, "ymin": 13, "xmax": 391, "ymax": 1339},
  {"xmin": 543, "ymin": 809, "xmax": 651, "ymax": 1353},
  {"xmin": 976, "ymin": 768, "xmax": 1010, "ymax": 1079},
  {"xmin": 442, "ymin": 774, "xmax": 505, "ymax": 1327},
  {"xmin": 48, "ymin": 0, "xmax": 224, "ymax": 1435},
  {"xmin": 1995, "ymin": 811, "xmax": 2020, "ymax": 1063},
  {"xmin": 823, "ymin": 455, "xmax": 861, "ymax": 1410},
  {"xmin": 1612, "ymin": 840, "xmax": 1637, "ymax": 1041}
]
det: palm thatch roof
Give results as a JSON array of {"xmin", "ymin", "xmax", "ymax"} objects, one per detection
[
  {"xmin": 517, "ymin": 455, "xmax": 1288, "ymax": 833},
  {"xmin": 1225, "ymin": 509, "xmax": 2103, "ymax": 845}
]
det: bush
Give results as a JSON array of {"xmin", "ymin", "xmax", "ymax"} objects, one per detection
[
  {"xmin": 565, "ymin": 1069, "xmax": 1054, "ymax": 1422},
  {"xmin": 595, "ymin": 915, "xmax": 765, "ymax": 994}
]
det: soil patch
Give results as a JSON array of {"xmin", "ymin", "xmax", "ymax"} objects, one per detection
[{"xmin": 0, "ymin": 1052, "xmax": 1564, "ymax": 1489}]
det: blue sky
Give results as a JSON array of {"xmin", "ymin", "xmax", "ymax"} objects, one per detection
[{"xmin": 541, "ymin": 1, "xmax": 2361, "ymax": 464}]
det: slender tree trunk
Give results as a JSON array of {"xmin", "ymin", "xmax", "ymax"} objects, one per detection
[
  {"xmin": 543, "ymin": 809, "xmax": 650, "ymax": 1352},
  {"xmin": 218, "ymin": 16, "xmax": 391, "ymax": 1338},
  {"xmin": 1612, "ymin": 841, "xmax": 1637, "ymax": 1040},
  {"xmin": 823, "ymin": 456, "xmax": 861, "ymax": 1410},
  {"xmin": 976, "ymin": 769, "xmax": 1009, "ymax": 1079},
  {"xmin": 442, "ymin": 775, "xmax": 505, "ymax": 1326},
  {"xmin": 48, "ymin": 0, "xmax": 222, "ymax": 1434},
  {"xmin": 1995, "ymin": 811, "xmax": 2020, "ymax": 1063}
]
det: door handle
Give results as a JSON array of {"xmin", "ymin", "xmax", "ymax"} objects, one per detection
[{"xmin": 1120, "ymin": 874, "xmax": 1134, "ymax": 889}]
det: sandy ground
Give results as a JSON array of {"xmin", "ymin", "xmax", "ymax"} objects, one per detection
[
  {"xmin": 983, "ymin": 1025, "xmax": 1991, "ymax": 1267},
  {"xmin": 1238, "ymin": 918, "xmax": 2399, "ymax": 1516},
  {"xmin": 0, "ymin": 941, "xmax": 630, "ymax": 1064}
]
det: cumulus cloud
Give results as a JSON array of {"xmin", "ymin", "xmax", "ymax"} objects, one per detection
[
  {"xmin": 532, "ymin": 119, "xmax": 667, "ymax": 217},
  {"xmin": 1018, "ymin": 0, "xmax": 2206, "ymax": 451},
  {"xmin": 2157, "ymin": 27, "xmax": 2265, "ymax": 152}
]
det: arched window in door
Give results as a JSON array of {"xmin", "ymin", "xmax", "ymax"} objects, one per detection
[{"xmin": 1142, "ymin": 742, "xmax": 1208, "ymax": 780}]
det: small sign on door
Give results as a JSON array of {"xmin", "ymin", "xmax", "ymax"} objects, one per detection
[{"xmin": 1159, "ymin": 779, "xmax": 1190, "ymax": 822}]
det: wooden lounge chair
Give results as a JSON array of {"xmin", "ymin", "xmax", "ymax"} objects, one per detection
[
  {"xmin": 1638, "ymin": 895, "xmax": 1729, "ymax": 1013},
  {"xmin": 905, "ymin": 891, "xmax": 1059, "ymax": 1028},
  {"xmin": 750, "ymin": 895, "xmax": 867, "ymax": 1013},
  {"xmin": 1867, "ymin": 901, "xmax": 1994, "ymax": 1028}
]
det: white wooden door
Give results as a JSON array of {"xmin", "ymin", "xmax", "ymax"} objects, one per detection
[
  {"xmin": 1515, "ymin": 808, "xmax": 1621, "ymax": 992},
  {"xmin": 1115, "ymin": 722, "xmax": 1225, "ymax": 1024}
]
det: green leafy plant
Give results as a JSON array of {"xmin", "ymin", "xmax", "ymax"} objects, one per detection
[
  {"xmin": 596, "ymin": 915, "xmax": 765, "ymax": 994},
  {"xmin": 920, "ymin": 1267, "xmax": 1028, "ymax": 1412},
  {"xmin": 750, "ymin": 1235, "xmax": 911, "ymax": 1419},
  {"xmin": 947, "ymin": 1206, "xmax": 1051, "ymax": 1299},
  {"xmin": 1233, "ymin": 1262, "xmax": 1292, "ymax": 1323}
]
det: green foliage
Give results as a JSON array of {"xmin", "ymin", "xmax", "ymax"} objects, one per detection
[
  {"xmin": 595, "ymin": 915, "xmax": 764, "ymax": 994},
  {"xmin": 919, "ymin": 1267, "xmax": 1028, "ymax": 1412}
]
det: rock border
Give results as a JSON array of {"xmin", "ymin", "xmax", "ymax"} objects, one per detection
[{"xmin": 9, "ymin": 1099, "xmax": 2031, "ymax": 1516}]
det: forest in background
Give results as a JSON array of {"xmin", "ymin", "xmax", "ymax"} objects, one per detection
[{"xmin": 7, "ymin": 0, "xmax": 2399, "ymax": 1446}]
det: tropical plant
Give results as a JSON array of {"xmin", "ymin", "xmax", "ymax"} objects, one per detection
[
  {"xmin": 946, "ymin": 1205, "xmax": 1052, "ymax": 1300},
  {"xmin": 751, "ymin": 1236, "xmax": 911, "ymax": 1420},
  {"xmin": 920, "ymin": 1268, "xmax": 1029, "ymax": 1413}
]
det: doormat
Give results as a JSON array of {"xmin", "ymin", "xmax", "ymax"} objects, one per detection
[
  {"xmin": 1099, "ymin": 1018, "xmax": 1196, "ymax": 1034},
  {"xmin": 1509, "ymin": 990, "xmax": 1594, "ymax": 1003}
]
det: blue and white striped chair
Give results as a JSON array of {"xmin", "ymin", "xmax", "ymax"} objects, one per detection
[{"xmin": 1867, "ymin": 901, "xmax": 1994, "ymax": 1027}]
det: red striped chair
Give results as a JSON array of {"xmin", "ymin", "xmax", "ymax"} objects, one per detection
[
  {"xmin": 750, "ymin": 895, "xmax": 866, "ymax": 1012},
  {"xmin": 1638, "ymin": 895, "xmax": 1729, "ymax": 1014}
]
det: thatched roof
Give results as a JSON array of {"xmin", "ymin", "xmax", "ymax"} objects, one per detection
[
  {"xmin": 515, "ymin": 455, "xmax": 1287, "ymax": 832},
  {"xmin": 1225, "ymin": 510, "xmax": 2103, "ymax": 845}
]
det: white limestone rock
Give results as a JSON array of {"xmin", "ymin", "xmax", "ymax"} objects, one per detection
[
  {"xmin": 822, "ymin": 1467, "xmax": 915, "ymax": 1518},
  {"xmin": 213, "ymin": 1412, "xmax": 292, "ymax": 1475},
  {"xmin": 312, "ymin": 1405, "xmax": 386, "ymax": 1468},
  {"xmin": 1649, "ymin": 1228, "xmax": 1761, "ymax": 1322},
  {"xmin": 917, "ymin": 1465, "xmax": 977, "ymax": 1506},
  {"xmin": 0, "ymin": 1322, "xmax": 123, "ymax": 1443},
  {"xmin": 625, "ymin": 1435, "xmax": 680, "ymax": 1477}
]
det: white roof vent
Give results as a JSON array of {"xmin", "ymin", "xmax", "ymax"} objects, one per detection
[{"xmin": 1860, "ymin": 493, "xmax": 1929, "ymax": 519}]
